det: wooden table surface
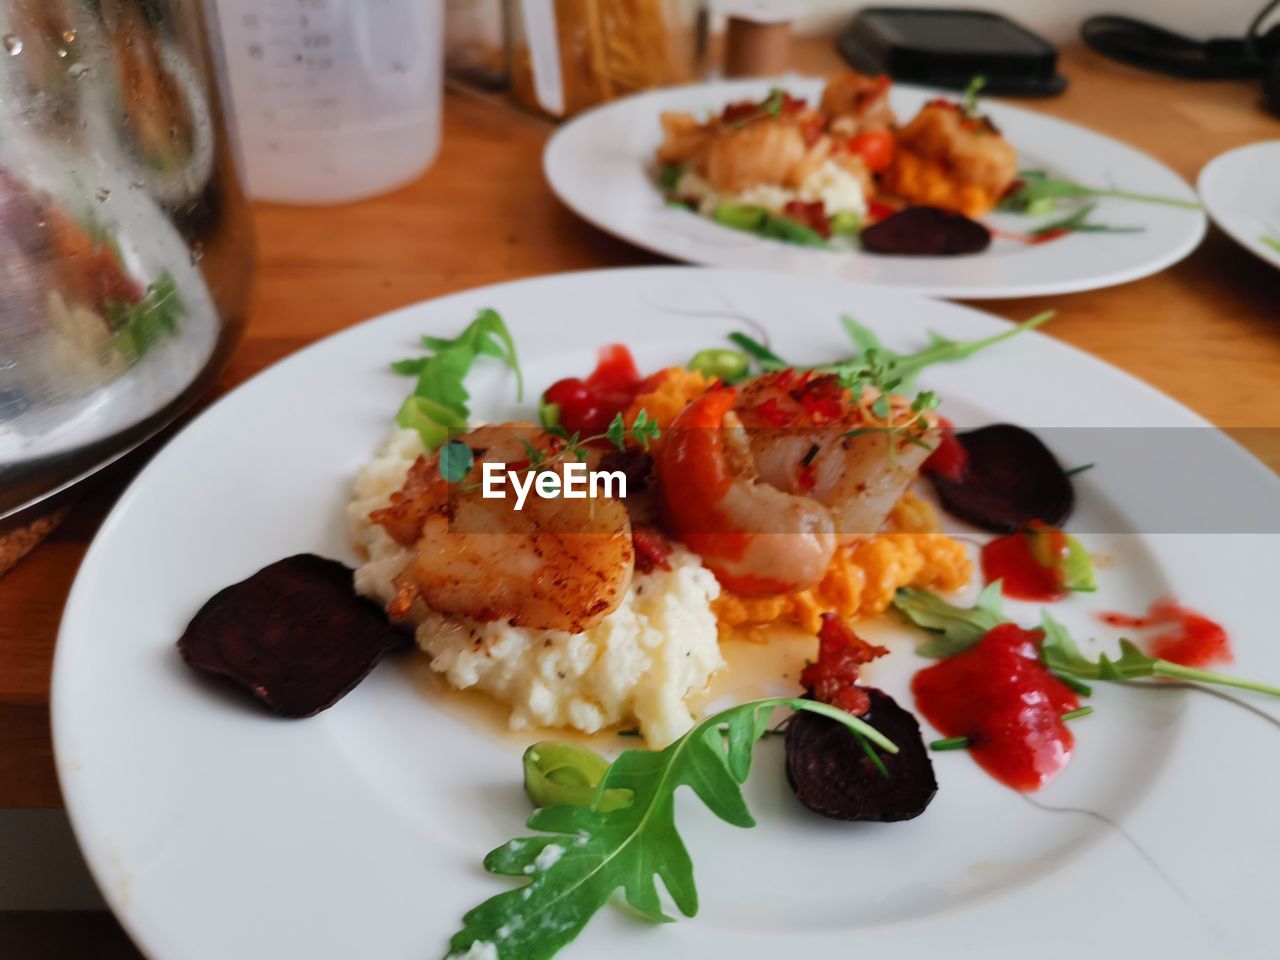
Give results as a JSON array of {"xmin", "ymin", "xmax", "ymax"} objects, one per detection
[{"xmin": 2, "ymin": 39, "xmax": 1279, "ymax": 825}]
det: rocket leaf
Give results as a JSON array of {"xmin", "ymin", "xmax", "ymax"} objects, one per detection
[{"xmin": 444, "ymin": 697, "xmax": 895, "ymax": 960}]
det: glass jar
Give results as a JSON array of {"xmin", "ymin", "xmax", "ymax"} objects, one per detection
[
  {"xmin": 0, "ymin": 0, "xmax": 254, "ymax": 519},
  {"xmin": 506, "ymin": 0, "xmax": 705, "ymax": 119}
]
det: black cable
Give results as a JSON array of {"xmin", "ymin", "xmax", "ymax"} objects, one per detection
[{"xmin": 1082, "ymin": 0, "xmax": 1279, "ymax": 80}]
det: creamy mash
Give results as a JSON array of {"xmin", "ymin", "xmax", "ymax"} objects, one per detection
[{"xmin": 676, "ymin": 158, "xmax": 867, "ymax": 219}]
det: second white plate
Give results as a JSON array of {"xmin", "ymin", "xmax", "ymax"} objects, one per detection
[
  {"xmin": 544, "ymin": 77, "xmax": 1206, "ymax": 299},
  {"xmin": 1198, "ymin": 139, "xmax": 1280, "ymax": 271}
]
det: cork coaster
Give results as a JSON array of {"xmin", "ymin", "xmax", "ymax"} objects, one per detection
[{"xmin": 0, "ymin": 506, "xmax": 71, "ymax": 578}]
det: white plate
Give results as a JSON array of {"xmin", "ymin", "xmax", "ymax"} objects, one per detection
[
  {"xmin": 544, "ymin": 78, "xmax": 1206, "ymax": 299},
  {"xmin": 53, "ymin": 268, "xmax": 1280, "ymax": 960},
  {"xmin": 1198, "ymin": 140, "xmax": 1280, "ymax": 271}
]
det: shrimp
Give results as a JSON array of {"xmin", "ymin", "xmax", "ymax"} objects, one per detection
[
  {"xmin": 656, "ymin": 388, "xmax": 836, "ymax": 596},
  {"xmin": 658, "ymin": 111, "xmax": 712, "ymax": 166},
  {"xmin": 371, "ymin": 424, "xmax": 634, "ymax": 633},
  {"xmin": 820, "ymin": 72, "xmax": 896, "ymax": 134},
  {"xmin": 734, "ymin": 372, "xmax": 940, "ymax": 542},
  {"xmin": 702, "ymin": 118, "xmax": 809, "ymax": 195}
]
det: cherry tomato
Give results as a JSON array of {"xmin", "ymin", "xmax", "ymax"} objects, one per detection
[
  {"xmin": 543, "ymin": 377, "xmax": 606, "ymax": 435},
  {"xmin": 848, "ymin": 129, "xmax": 896, "ymax": 173},
  {"xmin": 544, "ymin": 345, "xmax": 644, "ymax": 436}
]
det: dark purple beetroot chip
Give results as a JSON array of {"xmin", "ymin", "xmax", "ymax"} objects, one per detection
[
  {"xmin": 785, "ymin": 688, "xmax": 937, "ymax": 822},
  {"xmin": 177, "ymin": 554, "xmax": 410, "ymax": 718},
  {"xmin": 860, "ymin": 206, "xmax": 991, "ymax": 256},
  {"xmin": 930, "ymin": 424, "xmax": 1074, "ymax": 533}
]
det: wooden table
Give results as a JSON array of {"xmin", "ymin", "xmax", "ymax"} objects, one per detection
[{"xmin": 2, "ymin": 40, "xmax": 1278, "ymax": 951}]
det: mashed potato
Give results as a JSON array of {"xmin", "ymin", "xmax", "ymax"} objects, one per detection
[
  {"xmin": 348, "ymin": 429, "xmax": 723, "ymax": 748},
  {"xmin": 676, "ymin": 158, "xmax": 866, "ymax": 219}
]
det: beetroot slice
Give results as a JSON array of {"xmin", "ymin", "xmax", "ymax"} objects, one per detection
[
  {"xmin": 177, "ymin": 554, "xmax": 410, "ymax": 718},
  {"xmin": 785, "ymin": 688, "xmax": 937, "ymax": 822},
  {"xmin": 929, "ymin": 424, "xmax": 1074, "ymax": 533},
  {"xmin": 859, "ymin": 206, "xmax": 991, "ymax": 256}
]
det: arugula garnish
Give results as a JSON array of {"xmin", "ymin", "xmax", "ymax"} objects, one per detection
[
  {"xmin": 1039, "ymin": 612, "xmax": 1280, "ymax": 697},
  {"xmin": 392, "ymin": 308, "xmax": 523, "ymax": 452},
  {"xmin": 831, "ymin": 311, "xmax": 1055, "ymax": 395},
  {"xmin": 893, "ymin": 587, "xmax": 1280, "ymax": 700},
  {"xmin": 893, "ymin": 582, "xmax": 1006, "ymax": 658},
  {"xmin": 1029, "ymin": 202, "xmax": 1144, "ymax": 237},
  {"xmin": 107, "ymin": 270, "xmax": 184, "ymax": 363},
  {"xmin": 725, "ymin": 311, "xmax": 1053, "ymax": 398},
  {"xmin": 1001, "ymin": 170, "xmax": 1203, "ymax": 215},
  {"xmin": 445, "ymin": 697, "xmax": 894, "ymax": 960}
]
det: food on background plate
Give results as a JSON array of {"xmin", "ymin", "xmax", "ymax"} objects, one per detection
[
  {"xmin": 656, "ymin": 72, "xmax": 1200, "ymax": 255},
  {"xmin": 0, "ymin": 169, "xmax": 185, "ymax": 407},
  {"xmin": 173, "ymin": 302, "xmax": 1280, "ymax": 960}
]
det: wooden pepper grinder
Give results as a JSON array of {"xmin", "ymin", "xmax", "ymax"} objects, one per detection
[{"xmin": 722, "ymin": 0, "xmax": 802, "ymax": 78}]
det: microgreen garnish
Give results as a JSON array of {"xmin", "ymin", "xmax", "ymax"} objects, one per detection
[
  {"xmin": 1064, "ymin": 463, "xmax": 1095, "ymax": 477},
  {"xmin": 1001, "ymin": 170, "xmax": 1203, "ymax": 214},
  {"xmin": 929, "ymin": 706, "xmax": 1092, "ymax": 752},
  {"xmin": 438, "ymin": 439, "xmax": 474, "ymax": 484},
  {"xmin": 391, "ymin": 309, "xmax": 523, "ymax": 452},
  {"xmin": 455, "ymin": 409, "xmax": 660, "ymax": 485},
  {"xmin": 445, "ymin": 697, "xmax": 894, "ymax": 960},
  {"xmin": 106, "ymin": 270, "xmax": 184, "ymax": 363},
  {"xmin": 962, "ymin": 74, "xmax": 986, "ymax": 118},
  {"xmin": 1262, "ymin": 235, "xmax": 1280, "ymax": 254},
  {"xmin": 729, "ymin": 87, "xmax": 787, "ymax": 130}
]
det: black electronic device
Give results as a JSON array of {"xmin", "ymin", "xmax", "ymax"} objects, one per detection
[{"xmin": 838, "ymin": 8, "xmax": 1067, "ymax": 96}]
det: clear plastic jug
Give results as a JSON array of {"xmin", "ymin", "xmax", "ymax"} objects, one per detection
[{"xmin": 208, "ymin": 0, "xmax": 443, "ymax": 204}]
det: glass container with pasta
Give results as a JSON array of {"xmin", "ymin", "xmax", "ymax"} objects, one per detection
[{"xmin": 507, "ymin": 0, "xmax": 704, "ymax": 119}]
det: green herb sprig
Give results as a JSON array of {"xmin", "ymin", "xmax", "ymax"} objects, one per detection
[
  {"xmin": 391, "ymin": 309, "xmax": 523, "ymax": 452},
  {"xmin": 439, "ymin": 410, "xmax": 660, "ymax": 486},
  {"xmin": 445, "ymin": 697, "xmax": 894, "ymax": 960},
  {"xmin": 1001, "ymin": 170, "xmax": 1202, "ymax": 215},
  {"xmin": 962, "ymin": 74, "xmax": 986, "ymax": 119},
  {"xmin": 1261, "ymin": 235, "xmax": 1280, "ymax": 254}
]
